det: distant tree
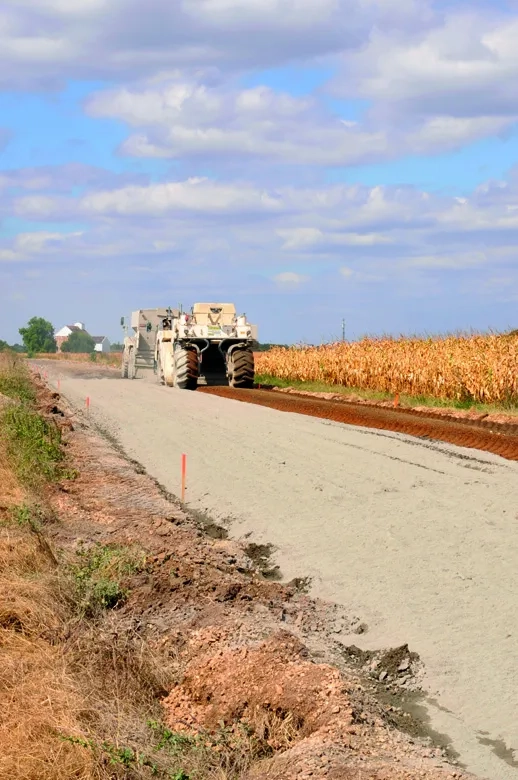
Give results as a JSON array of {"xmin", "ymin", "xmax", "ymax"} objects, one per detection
[
  {"xmin": 19, "ymin": 317, "xmax": 57, "ymax": 355},
  {"xmin": 110, "ymin": 342, "xmax": 124, "ymax": 352},
  {"xmin": 62, "ymin": 330, "xmax": 95, "ymax": 353},
  {"xmin": 0, "ymin": 339, "xmax": 9, "ymax": 352},
  {"xmin": 255, "ymin": 343, "xmax": 289, "ymax": 351}
]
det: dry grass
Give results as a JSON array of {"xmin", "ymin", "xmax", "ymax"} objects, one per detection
[
  {"xmin": 0, "ymin": 526, "xmax": 96, "ymax": 780},
  {"xmin": 0, "ymin": 352, "xmax": 36, "ymax": 403},
  {"xmin": 36, "ymin": 353, "xmax": 121, "ymax": 369},
  {"xmin": 256, "ymin": 332, "xmax": 518, "ymax": 405},
  {"xmin": 0, "ymin": 444, "xmax": 24, "ymax": 511}
]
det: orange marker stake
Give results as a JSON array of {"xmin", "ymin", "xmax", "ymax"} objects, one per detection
[
  {"xmin": 85, "ymin": 396, "xmax": 90, "ymax": 415},
  {"xmin": 394, "ymin": 393, "xmax": 400, "ymax": 408},
  {"xmin": 57, "ymin": 378, "xmax": 61, "ymax": 392},
  {"xmin": 181, "ymin": 453, "xmax": 187, "ymax": 502}
]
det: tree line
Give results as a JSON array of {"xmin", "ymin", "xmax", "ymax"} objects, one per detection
[
  {"xmin": 0, "ymin": 317, "xmax": 120, "ymax": 356},
  {"xmin": 2, "ymin": 317, "xmax": 288, "ymax": 356}
]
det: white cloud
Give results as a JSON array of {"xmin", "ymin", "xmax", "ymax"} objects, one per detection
[
  {"xmin": 405, "ymin": 115, "xmax": 518, "ymax": 154},
  {"xmin": 0, "ymin": 230, "xmax": 82, "ymax": 263},
  {"xmin": 13, "ymin": 194, "xmax": 75, "ymax": 218},
  {"xmin": 403, "ymin": 252, "xmax": 488, "ymax": 270},
  {"xmin": 278, "ymin": 227, "xmax": 392, "ymax": 250},
  {"xmin": 277, "ymin": 228, "xmax": 323, "ymax": 249},
  {"xmin": 273, "ymin": 271, "xmax": 309, "ymax": 285},
  {"xmin": 89, "ymin": 80, "xmax": 395, "ymax": 166},
  {"xmin": 85, "ymin": 56, "xmax": 518, "ymax": 170},
  {"xmin": 0, "ymin": 249, "xmax": 18, "ymax": 262},
  {"xmin": 0, "ymin": 0, "xmax": 388, "ymax": 88},
  {"xmin": 333, "ymin": 11, "xmax": 518, "ymax": 121},
  {"xmin": 3, "ymin": 166, "xmax": 518, "ymax": 345},
  {"xmin": 80, "ymin": 178, "xmax": 284, "ymax": 216},
  {"xmin": 339, "ymin": 265, "xmax": 385, "ymax": 282},
  {"xmin": 14, "ymin": 231, "xmax": 82, "ymax": 253}
]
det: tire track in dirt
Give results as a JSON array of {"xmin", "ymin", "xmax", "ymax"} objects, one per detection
[{"xmin": 199, "ymin": 387, "xmax": 518, "ymax": 461}]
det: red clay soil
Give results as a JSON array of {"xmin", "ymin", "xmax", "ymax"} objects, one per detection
[{"xmin": 200, "ymin": 386, "xmax": 518, "ymax": 462}]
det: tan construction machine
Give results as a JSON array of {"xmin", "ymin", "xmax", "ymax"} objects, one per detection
[
  {"xmin": 120, "ymin": 303, "xmax": 257, "ymax": 390},
  {"xmin": 120, "ymin": 308, "xmax": 170, "ymax": 380}
]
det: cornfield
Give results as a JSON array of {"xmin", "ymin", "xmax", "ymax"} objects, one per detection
[{"xmin": 255, "ymin": 333, "xmax": 518, "ymax": 405}]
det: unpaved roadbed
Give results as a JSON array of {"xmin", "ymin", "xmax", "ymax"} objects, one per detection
[
  {"xmin": 32, "ymin": 368, "xmax": 472, "ymax": 779},
  {"xmin": 36, "ymin": 360, "xmax": 518, "ymax": 779}
]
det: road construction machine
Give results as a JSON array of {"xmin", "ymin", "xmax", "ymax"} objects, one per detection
[
  {"xmin": 120, "ymin": 304, "xmax": 257, "ymax": 390},
  {"xmin": 120, "ymin": 308, "xmax": 170, "ymax": 380}
]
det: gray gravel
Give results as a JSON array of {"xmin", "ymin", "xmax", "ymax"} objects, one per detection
[{"xmin": 39, "ymin": 361, "xmax": 518, "ymax": 780}]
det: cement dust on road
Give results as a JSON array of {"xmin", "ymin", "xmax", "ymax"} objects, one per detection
[{"xmin": 36, "ymin": 360, "xmax": 518, "ymax": 780}]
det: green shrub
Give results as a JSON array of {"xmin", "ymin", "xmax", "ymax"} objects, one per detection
[
  {"xmin": 68, "ymin": 542, "xmax": 146, "ymax": 618},
  {"xmin": 0, "ymin": 354, "xmax": 36, "ymax": 403},
  {"xmin": 2, "ymin": 404, "xmax": 63, "ymax": 485}
]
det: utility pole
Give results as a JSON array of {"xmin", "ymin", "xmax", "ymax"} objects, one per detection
[{"xmin": 341, "ymin": 318, "xmax": 346, "ymax": 342}]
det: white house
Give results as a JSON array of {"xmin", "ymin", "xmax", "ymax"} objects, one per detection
[
  {"xmin": 92, "ymin": 336, "xmax": 111, "ymax": 353},
  {"xmin": 54, "ymin": 322, "xmax": 87, "ymax": 352},
  {"xmin": 54, "ymin": 321, "xmax": 110, "ymax": 353}
]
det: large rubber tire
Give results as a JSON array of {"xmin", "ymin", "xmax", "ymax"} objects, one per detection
[
  {"xmin": 128, "ymin": 348, "xmax": 136, "ymax": 379},
  {"xmin": 160, "ymin": 343, "xmax": 175, "ymax": 386},
  {"xmin": 174, "ymin": 348, "xmax": 199, "ymax": 390},
  {"xmin": 156, "ymin": 355, "xmax": 165, "ymax": 385},
  {"xmin": 229, "ymin": 348, "xmax": 254, "ymax": 388},
  {"xmin": 121, "ymin": 352, "xmax": 129, "ymax": 378}
]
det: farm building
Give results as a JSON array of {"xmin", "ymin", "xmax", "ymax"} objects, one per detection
[
  {"xmin": 92, "ymin": 336, "xmax": 111, "ymax": 353},
  {"xmin": 54, "ymin": 321, "xmax": 86, "ymax": 352},
  {"xmin": 54, "ymin": 321, "xmax": 110, "ymax": 353}
]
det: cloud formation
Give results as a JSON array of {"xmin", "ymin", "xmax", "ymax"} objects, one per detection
[
  {"xmin": 3, "ymin": 167, "xmax": 518, "ymax": 274},
  {"xmin": 1, "ymin": 0, "xmax": 518, "ymax": 344},
  {"xmin": 86, "ymin": 73, "xmax": 517, "ymax": 168},
  {"xmin": 333, "ymin": 8, "xmax": 518, "ymax": 120},
  {"xmin": 0, "ymin": 0, "xmax": 386, "ymax": 89}
]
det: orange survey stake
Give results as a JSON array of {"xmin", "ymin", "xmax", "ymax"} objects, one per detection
[{"xmin": 181, "ymin": 453, "xmax": 187, "ymax": 502}]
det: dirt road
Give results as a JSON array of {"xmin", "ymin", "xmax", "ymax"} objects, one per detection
[{"xmin": 37, "ymin": 360, "xmax": 518, "ymax": 780}]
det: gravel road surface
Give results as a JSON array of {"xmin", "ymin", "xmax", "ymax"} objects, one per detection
[{"xmin": 38, "ymin": 361, "xmax": 518, "ymax": 779}]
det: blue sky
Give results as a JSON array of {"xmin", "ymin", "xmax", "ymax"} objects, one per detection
[{"xmin": 1, "ymin": 0, "xmax": 518, "ymax": 345}]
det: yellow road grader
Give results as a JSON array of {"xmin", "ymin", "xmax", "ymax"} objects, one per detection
[{"xmin": 120, "ymin": 304, "xmax": 257, "ymax": 390}]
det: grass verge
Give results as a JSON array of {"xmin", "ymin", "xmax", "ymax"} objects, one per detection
[
  {"xmin": 0, "ymin": 351, "xmax": 36, "ymax": 403},
  {"xmin": 2, "ymin": 402, "xmax": 65, "ymax": 486},
  {"xmin": 255, "ymin": 373, "xmax": 518, "ymax": 416}
]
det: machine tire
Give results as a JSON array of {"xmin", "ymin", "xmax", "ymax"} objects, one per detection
[
  {"xmin": 228, "ymin": 348, "xmax": 254, "ymax": 388},
  {"xmin": 121, "ymin": 351, "xmax": 129, "ymax": 379},
  {"xmin": 156, "ymin": 355, "xmax": 165, "ymax": 384},
  {"xmin": 128, "ymin": 347, "xmax": 136, "ymax": 379},
  {"xmin": 174, "ymin": 347, "xmax": 199, "ymax": 390}
]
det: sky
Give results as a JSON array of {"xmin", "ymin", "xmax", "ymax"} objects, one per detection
[{"xmin": 1, "ymin": 0, "xmax": 518, "ymax": 345}]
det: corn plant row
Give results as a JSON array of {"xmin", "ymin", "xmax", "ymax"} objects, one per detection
[{"xmin": 255, "ymin": 334, "xmax": 518, "ymax": 404}]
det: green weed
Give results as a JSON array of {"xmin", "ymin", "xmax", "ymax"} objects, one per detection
[
  {"xmin": 1, "ymin": 403, "xmax": 64, "ymax": 486},
  {"xmin": 68, "ymin": 542, "xmax": 146, "ymax": 618},
  {"xmin": 0, "ymin": 353, "xmax": 36, "ymax": 403},
  {"xmin": 6, "ymin": 503, "xmax": 44, "ymax": 531},
  {"xmin": 61, "ymin": 715, "xmax": 276, "ymax": 779}
]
